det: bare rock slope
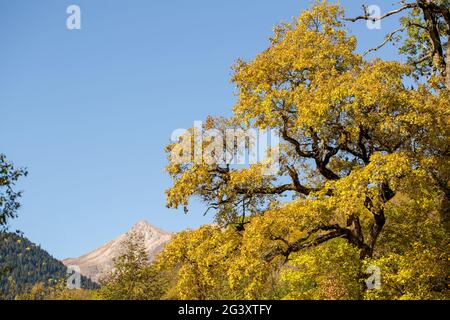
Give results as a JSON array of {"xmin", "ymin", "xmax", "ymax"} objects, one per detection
[{"xmin": 62, "ymin": 220, "xmax": 172, "ymax": 283}]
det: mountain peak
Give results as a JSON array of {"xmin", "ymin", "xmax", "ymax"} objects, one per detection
[
  {"xmin": 129, "ymin": 220, "xmax": 170, "ymax": 236},
  {"xmin": 63, "ymin": 220, "xmax": 172, "ymax": 283},
  {"xmin": 134, "ymin": 219, "xmax": 150, "ymax": 226},
  {"xmin": 131, "ymin": 220, "xmax": 152, "ymax": 229}
]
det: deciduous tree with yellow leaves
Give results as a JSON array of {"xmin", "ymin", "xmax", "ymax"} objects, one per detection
[{"xmin": 161, "ymin": 1, "xmax": 449, "ymax": 300}]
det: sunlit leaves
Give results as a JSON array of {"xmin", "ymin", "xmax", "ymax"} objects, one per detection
[
  {"xmin": 0, "ymin": 154, "xmax": 27, "ymax": 229},
  {"xmin": 161, "ymin": 0, "xmax": 450, "ymax": 300}
]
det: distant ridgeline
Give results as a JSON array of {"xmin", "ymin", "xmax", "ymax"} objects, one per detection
[{"xmin": 0, "ymin": 232, "xmax": 98, "ymax": 300}]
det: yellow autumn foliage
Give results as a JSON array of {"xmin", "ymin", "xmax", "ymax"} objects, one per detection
[{"xmin": 161, "ymin": 1, "xmax": 449, "ymax": 300}]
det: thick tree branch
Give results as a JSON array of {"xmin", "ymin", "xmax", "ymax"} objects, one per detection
[
  {"xmin": 266, "ymin": 224, "xmax": 352, "ymax": 262},
  {"xmin": 235, "ymin": 184, "xmax": 297, "ymax": 196},
  {"xmin": 310, "ymin": 129, "xmax": 340, "ymax": 180},
  {"xmin": 281, "ymin": 126, "xmax": 313, "ymax": 159},
  {"xmin": 345, "ymin": 3, "xmax": 417, "ymax": 23},
  {"xmin": 286, "ymin": 166, "xmax": 315, "ymax": 195}
]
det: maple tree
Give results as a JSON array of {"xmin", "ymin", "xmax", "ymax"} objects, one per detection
[{"xmin": 162, "ymin": 1, "xmax": 449, "ymax": 299}]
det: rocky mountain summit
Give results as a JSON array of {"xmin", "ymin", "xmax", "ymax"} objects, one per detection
[{"xmin": 62, "ymin": 220, "xmax": 172, "ymax": 283}]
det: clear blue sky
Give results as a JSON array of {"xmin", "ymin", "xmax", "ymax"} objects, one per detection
[{"xmin": 0, "ymin": 0, "xmax": 404, "ymax": 259}]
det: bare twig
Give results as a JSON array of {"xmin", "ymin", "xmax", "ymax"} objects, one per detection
[{"xmin": 364, "ymin": 27, "xmax": 406, "ymax": 56}]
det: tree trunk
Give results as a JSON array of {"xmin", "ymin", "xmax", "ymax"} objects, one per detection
[
  {"xmin": 358, "ymin": 210, "xmax": 386, "ymax": 260},
  {"xmin": 419, "ymin": 1, "xmax": 449, "ymax": 89},
  {"xmin": 446, "ymin": 36, "xmax": 450, "ymax": 90}
]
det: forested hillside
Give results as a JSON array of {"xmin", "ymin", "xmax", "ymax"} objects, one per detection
[{"xmin": 0, "ymin": 232, "xmax": 97, "ymax": 299}]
